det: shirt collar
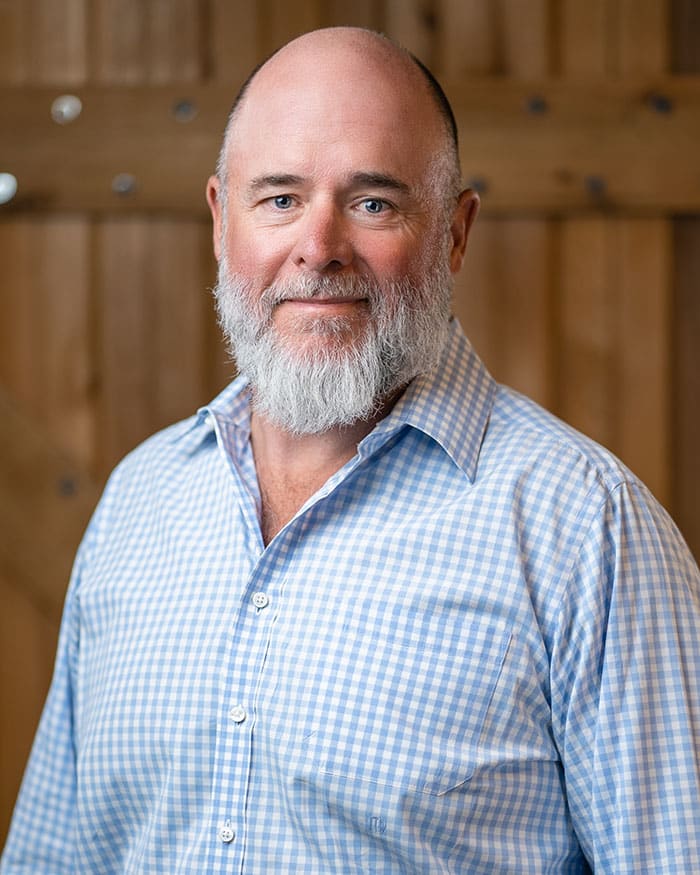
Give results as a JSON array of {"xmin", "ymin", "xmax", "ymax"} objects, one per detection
[
  {"xmin": 365, "ymin": 318, "xmax": 496, "ymax": 482},
  {"xmin": 172, "ymin": 319, "xmax": 496, "ymax": 483},
  {"xmin": 170, "ymin": 374, "xmax": 251, "ymax": 452}
]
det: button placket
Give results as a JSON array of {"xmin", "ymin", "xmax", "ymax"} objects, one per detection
[{"xmin": 209, "ymin": 561, "xmax": 285, "ymax": 866}]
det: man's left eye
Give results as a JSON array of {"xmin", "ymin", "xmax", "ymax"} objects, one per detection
[
  {"xmin": 362, "ymin": 198, "xmax": 387, "ymax": 214},
  {"xmin": 273, "ymin": 195, "xmax": 294, "ymax": 209}
]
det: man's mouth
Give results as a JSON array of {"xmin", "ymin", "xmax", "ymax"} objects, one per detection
[{"xmin": 279, "ymin": 295, "xmax": 367, "ymax": 305}]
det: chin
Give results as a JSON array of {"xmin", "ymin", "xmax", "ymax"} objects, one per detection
[{"xmin": 275, "ymin": 316, "xmax": 369, "ymax": 355}]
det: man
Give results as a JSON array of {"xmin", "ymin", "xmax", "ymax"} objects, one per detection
[{"xmin": 3, "ymin": 26, "xmax": 700, "ymax": 874}]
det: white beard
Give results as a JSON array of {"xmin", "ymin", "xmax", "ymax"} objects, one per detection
[{"xmin": 213, "ymin": 258, "xmax": 452, "ymax": 435}]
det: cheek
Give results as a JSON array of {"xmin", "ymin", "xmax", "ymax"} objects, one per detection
[
  {"xmin": 222, "ymin": 227, "xmax": 289, "ymax": 281},
  {"xmin": 362, "ymin": 225, "xmax": 446, "ymax": 281},
  {"xmin": 358, "ymin": 237, "xmax": 420, "ymax": 280}
]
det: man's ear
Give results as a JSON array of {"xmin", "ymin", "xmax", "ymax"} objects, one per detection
[
  {"xmin": 206, "ymin": 175, "xmax": 223, "ymax": 262},
  {"xmin": 449, "ymin": 189, "xmax": 480, "ymax": 274}
]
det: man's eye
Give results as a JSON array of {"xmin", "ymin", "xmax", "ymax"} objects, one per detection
[
  {"xmin": 362, "ymin": 198, "xmax": 387, "ymax": 214},
  {"xmin": 272, "ymin": 195, "xmax": 294, "ymax": 209}
]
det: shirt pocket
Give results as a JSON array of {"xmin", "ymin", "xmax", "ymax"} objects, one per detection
[{"xmin": 288, "ymin": 616, "xmax": 513, "ymax": 797}]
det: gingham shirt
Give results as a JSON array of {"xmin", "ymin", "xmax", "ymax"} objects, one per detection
[{"xmin": 3, "ymin": 320, "xmax": 700, "ymax": 874}]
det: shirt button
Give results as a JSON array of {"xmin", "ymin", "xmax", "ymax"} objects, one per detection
[
  {"xmin": 252, "ymin": 591, "xmax": 269, "ymax": 609},
  {"xmin": 218, "ymin": 823, "xmax": 235, "ymax": 843},
  {"xmin": 229, "ymin": 704, "xmax": 247, "ymax": 723}
]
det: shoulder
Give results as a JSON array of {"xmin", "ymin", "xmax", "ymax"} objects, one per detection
[
  {"xmin": 106, "ymin": 414, "xmax": 206, "ymax": 494},
  {"xmin": 488, "ymin": 383, "xmax": 629, "ymax": 494},
  {"xmin": 479, "ymin": 384, "xmax": 642, "ymax": 539},
  {"xmin": 78, "ymin": 413, "xmax": 215, "ymax": 557},
  {"xmin": 478, "ymin": 383, "xmax": 696, "ymax": 606}
]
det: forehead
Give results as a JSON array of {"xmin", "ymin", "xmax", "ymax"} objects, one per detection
[{"xmin": 225, "ymin": 37, "xmax": 444, "ymax": 189}]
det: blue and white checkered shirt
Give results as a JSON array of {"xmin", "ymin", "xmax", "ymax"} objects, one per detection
[{"xmin": 3, "ymin": 320, "xmax": 700, "ymax": 873}]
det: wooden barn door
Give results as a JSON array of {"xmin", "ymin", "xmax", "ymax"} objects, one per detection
[{"xmin": 1, "ymin": 0, "xmax": 698, "ymax": 845}]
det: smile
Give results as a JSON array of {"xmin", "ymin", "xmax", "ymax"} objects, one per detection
[{"xmin": 276, "ymin": 297, "xmax": 369, "ymax": 316}]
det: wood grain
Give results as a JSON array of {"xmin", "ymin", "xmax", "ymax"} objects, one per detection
[{"xmin": 3, "ymin": 79, "xmax": 700, "ymax": 214}]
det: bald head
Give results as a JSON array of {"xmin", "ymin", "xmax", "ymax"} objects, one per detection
[{"xmin": 215, "ymin": 28, "xmax": 461, "ymax": 204}]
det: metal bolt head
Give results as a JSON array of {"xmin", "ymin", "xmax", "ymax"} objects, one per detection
[
  {"xmin": 111, "ymin": 173, "xmax": 137, "ymax": 196},
  {"xmin": 172, "ymin": 99, "xmax": 198, "ymax": 123},
  {"xmin": 647, "ymin": 92, "xmax": 673, "ymax": 114},
  {"xmin": 526, "ymin": 95, "xmax": 548, "ymax": 114},
  {"xmin": 51, "ymin": 94, "xmax": 83, "ymax": 125},
  {"xmin": 57, "ymin": 476, "xmax": 77, "ymax": 497},
  {"xmin": 0, "ymin": 172, "xmax": 18, "ymax": 204},
  {"xmin": 584, "ymin": 175, "xmax": 607, "ymax": 197},
  {"xmin": 466, "ymin": 176, "xmax": 488, "ymax": 195}
]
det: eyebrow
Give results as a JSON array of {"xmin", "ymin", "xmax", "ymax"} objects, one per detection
[
  {"xmin": 246, "ymin": 174, "xmax": 305, "ymax": 195},
  {"xmin": 245, "ymin": 171, "xmax": 411, "ymax": 196},
  {"xmin": 347, "ymin": 172, "xmax": 410, "ymax": 194}
]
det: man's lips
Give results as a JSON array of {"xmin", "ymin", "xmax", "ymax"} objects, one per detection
[
  {"xmin": 278, "ymin": 296, "xmax": 367, "ymax": 305},
  {"xmin": 275, "ymin": 297, "xmax": 370, "ymax": 317}
]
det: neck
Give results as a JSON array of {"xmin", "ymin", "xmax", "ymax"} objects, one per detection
[{"xmin": 249, "ymin": 394, "xmax": 399, "ymax": 544}]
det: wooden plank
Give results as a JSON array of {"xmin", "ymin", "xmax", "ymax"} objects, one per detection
[
  {"xmin": 149, "ymin": 220, "xmax": 212, "ymax": 430},
  {"xmin": 444, "ymin": 0, "xmax": 553, "ymax": 403},
  {"xmin": 34, "ymin": 219, "xmax": 94, "ymax": 467},
  {"xmin": 452, "ymin": 217, "xmax": 500, "ymax": 370},
  {"xmin": 260, "ymin": 0, "xmax": 322, "ymax": 54},
  {"xmin": 0, "ymin": 575, "xmax": 57, "ymax": 844},
  {"xmin": 94, "ymin": 219, "xmax": 216, "ymax": 476},
  {"xmin": 672, "ymin": 0, "xmax": 700, "ymax": 561},
  {"xmin": 453, "ymin": 217, "xmax": 554, "ymax": 407},
  {"xmin": 94, "ymin": 219, "xmax": 155, "ymax": 474},
  {"xmin": 0, "ymin": 220, "xmax": 39, "ymax": 412},
  {"xmin": 557, "ymin": 0, "xmax": 613, "ymax": 459},
  {"xmin": 439, "ymin": 0, "xmax": 494, "ymax": 75},
  {"xmin": 556, "ymin": 0, "xmax": 674, "ymax": 494},
  {"xmin": 618, "ymin": 0, "xmax": 669, "ymax": 74},
  {"xmin": 493, "ymin": 220, "xmax": 553, "ymax": 407},
  {"xmin": 0, "ymin": 0, "xmax": 29, "ymax": 83},
  {"xmin": 91, "ymin": 0, "xmax": 203, "ymax": 83},
  {"xmin": 559, "ymin": 0, "xmax": 610, "ymax": 75},
  {"xmin": 440, "ymin": 0, "xmax": 551, "ymax": 76},
  {"xmin": 149, "ymin": 0, "xmax": 204, "ymax": 83},
  {"xmin": 0, "ymin": 218, "xmax": 94, "ymax": 467},
  {"xmin": 0, "ymin": 2, "xmax": 92, "ymax": 845},
  {"xmin": 0, "ymin": 388, "xmax": 99, "ymax": 621},
  {"xmin": 209, "ymin": 0, "xmax": 261, "ymax": 83},
  {"xmin": 90, "ymin": 0, "xmax": 147, "ymax": 83},
  {"xmin": 672, "ymin": 0, "xmax": 700, "ymax": 73},
  {"xmin": 613, "ymin": 0, "xmax": 672, "ymax": 503},
  {"xmin": 673, "ymin": 218, "xmax": 700, "ymax": 560},
  {"xmin": 384, "ymin": 0, "xmax": 436, "ymax": 65},
  {"xmin": 320, "ymin": 0, "xmax": 381, "ymax": 29},
  {"xmin": 29, "ymin": 0, "xmax": 87, "ymax": 83},
  {"xmin": 615, "ymin": 219, "xmax": 671, "ymax": 504},
  {"xmin": 501, "ymin": 0, "xmax": 552, "ymax": 76},
  {"xmin": 1, "ymin": 79, "xmax": 700, "ymax": 214},
  {"xmin": 557, "ymin": 218, "xmax": 615, "ymax": 449}
]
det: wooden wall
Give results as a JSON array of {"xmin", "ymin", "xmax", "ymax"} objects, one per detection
[{"xmin": 1, "ymin": 0, "xmax": 698, "ymax": 844}]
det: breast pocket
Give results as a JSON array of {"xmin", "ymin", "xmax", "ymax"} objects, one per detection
[{"xmin": 290, "ymin": 615, "xmax": 513, "ymax": 797}]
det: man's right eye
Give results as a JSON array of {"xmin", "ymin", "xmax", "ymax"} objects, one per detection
[{"xmin": 272, "ymin": 195, "xmax": 294, "ymax": 209}]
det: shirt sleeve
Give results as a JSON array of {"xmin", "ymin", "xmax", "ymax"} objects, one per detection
[
  {"xmin": 0, "ymin": 539, "xmax": 85, "ymax": 873},
  {"xmin": 551, "ymin": 478, "xmax": 700, "ymax": 872}
]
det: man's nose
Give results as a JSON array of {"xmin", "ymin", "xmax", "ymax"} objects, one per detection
[{"xmin": 291, "ymin": 202, "xmax": 353, "ymax": 273}]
